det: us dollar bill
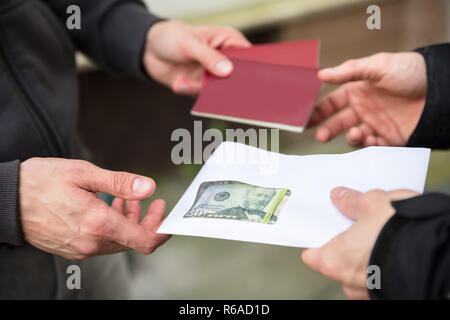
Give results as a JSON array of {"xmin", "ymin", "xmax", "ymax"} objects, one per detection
[{"xmin": 184, "ymin": 181, "xmax": 291, "ymax": 224}]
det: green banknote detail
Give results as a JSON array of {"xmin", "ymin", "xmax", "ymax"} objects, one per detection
[{"xmin": 184, "ymin": 181, "xmax": 291, "ymax": 225}]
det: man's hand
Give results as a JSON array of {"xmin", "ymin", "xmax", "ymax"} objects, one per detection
[
  {"xmin": 19, "ymin": 158, "xmax": 171, "ymax": 260},
  {"xmin": 143, "ymin": 20, "xmax": 251, "ymax": 95},
  {"xmin": 309, "ymin": 52, "xmax": 427, "ymax": 146},
  {"xmin": 302, "ymin": 187, "xmax": 418, "ymax": 299}
]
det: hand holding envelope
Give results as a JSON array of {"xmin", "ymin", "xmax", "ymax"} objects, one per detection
[{"xmin": 158, "ymin": 142, "xmax": 430, "ymax": 248}]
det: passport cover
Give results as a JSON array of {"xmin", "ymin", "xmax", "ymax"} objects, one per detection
[{"xmin": 191, "ymin": 40, "xmax": 322, "ymax": 132}]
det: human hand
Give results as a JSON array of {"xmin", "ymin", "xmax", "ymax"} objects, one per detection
[
  {"xmin": 143, "ymin": 20, "xmax": 251, "ymax": 95},
  {"xmin": 19, "ymin": 158, "xmax": 171, "ymax": 260},
  {"xmin": 309, "ymin": 52, "xmax": 427, "ymax": 146},
  {"xmin": 302, "ymin": 187, "xmax": 418, "ymax": 299}
]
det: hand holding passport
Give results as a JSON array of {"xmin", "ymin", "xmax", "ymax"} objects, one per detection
[{"xmin": 191, "ymin": 40, "xmax": 322, "ymax": 132}]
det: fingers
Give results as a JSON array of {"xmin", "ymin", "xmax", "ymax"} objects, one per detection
[
  {"xmin": 308, "ymin": 86, "xmax": 349, "ymax": 128},
  {"xmin": 81, "ymin": 198, "xmax": 171, "ymax": 256},
  {"xmin": 125, "ymin": 200, "xmax": 141, "ymax": 224},
  {"xmin": 186, "ymin": 25, "xmax": 252, "ymax": 77},
  {"xmin": 345, "ymin": 124, "xmax": 374, "ymax": 147},
  {"xmin": 111, "ymin": 197, "xmax": 124, "ymax": 213},
  {"xmin": 304, "ymin": 187, "xmax": 419, "ymax": 297},
  {"xmin": 77, "ymin": 164, "xmax": 155, "ymax": 200},
  {"xmin": 142, "ymin": 199, "xmax": 172, "ymax": 246},
  {"xmin": 301, "ymin": 248, "xmax": 321, "ymax": 274},
  {"xmin": 187, "ymin": 40, "xmax": 233, "ymax": 77},
  {"xmin": 201, "ymin": 25, "xmax": 252, "ymax": 49},
  {"xmin": 82, "ymin": 200, "xmax": 156, "ymax": 255},
  {"xmin": 388, "ymin": 189, "xmax": 420, "ymax": 201},
  {"xmin": 330, "ymin": 187, "xmax": 363, "ymax": 220},
  {"xmin": 318, "ymin": 54, "xmax": 385, "ymax": 85},
  {"xmin": 111, "ymin": 197, "xmax": 141, "ymax": 223},
  {"xmin": 302, "ymin": 245, "xmax": 367, "ymax": 290},
  {"xmin": 208, "ymin": 29, "xmax": 252, "ymax": 49},
  {"xmin": 316, "ymin": 107, "xmax": 360, "ymax": 143},
  {"xmin": 142, "ymin": 199, "xmax": 167, "ymax": 230},
  {"xmin": 301, "ymin": 244, "xmax": 349, "ymax": 284},
  {"xmin": 330, "ymin": 188, "xmax": 418, "ymax": 221},
  {"xmin": 172, "ymin": 74, "xmax": 203, "ymax": 96}
]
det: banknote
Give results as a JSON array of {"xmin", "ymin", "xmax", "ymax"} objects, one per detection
[{"xmin": 184, "ymin": 181, "xmax": 291, "ymax": 224}]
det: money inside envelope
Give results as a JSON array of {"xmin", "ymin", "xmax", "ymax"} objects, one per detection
[{"xmin": 184, "ymin": 181, "xmax": 291, "ymax": 224}]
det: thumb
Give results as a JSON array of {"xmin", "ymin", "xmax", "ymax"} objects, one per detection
[
  {"xmin": 330, "ymin": 187, "xmax": 363, "ymax": 220},
  {"xmin": 187, "ymin": 40, "xmax": 233, "ymax": 77},
  {"xmin": 319, "ymin": 54, "xmax": 384, "ymax": 84},
  {"xmin": 78, "ymin": 164, "xmax": 155, "ymax": 200}
]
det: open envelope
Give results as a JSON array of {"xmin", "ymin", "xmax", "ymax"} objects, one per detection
[
  {"xmin": 191, "ymin": 40, "xmax": 322, "ymax": 133},
  {"xmin": 158, "ymin": 142, "xmax": 430, "ymax": 248}
]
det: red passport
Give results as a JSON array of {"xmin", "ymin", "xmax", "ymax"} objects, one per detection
[{"xmin": 191, "ymin": 40, "xmax": 322, "ymax": 132}]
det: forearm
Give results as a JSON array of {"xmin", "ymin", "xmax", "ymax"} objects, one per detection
[
  {"xmin": 408, "ymin": 44, "xmax": 450, "ymax": 149},
  {"xmin": 45, "ymin": 0, "xmax": 163, "ymax": 79},
  {"xmin": 0, "ymin": 160, "xmax": 23, "ymax": 246},
  {"xmin": 369, "ymin": 193, "xmax": 450, "ymax": 299}
]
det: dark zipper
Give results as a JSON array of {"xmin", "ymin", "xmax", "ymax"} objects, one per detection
[{"xmin": 0, "ymin": 36, "xmax": 66, "ymax": 157}]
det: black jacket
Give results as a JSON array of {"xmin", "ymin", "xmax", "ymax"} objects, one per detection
[
  {"xmin": 369, "ymin": 44, "xmax": 450, "ymax": 299},
  {"xmin": 0, "ymin": 0, "xmax": 160, "ymax": 298}
]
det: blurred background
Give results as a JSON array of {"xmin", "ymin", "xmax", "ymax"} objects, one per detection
[{"xmin": 76, "ymin": 0, "xmax": 450, "ymax": 299}]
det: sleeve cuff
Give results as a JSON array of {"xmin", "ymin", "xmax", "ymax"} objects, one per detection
[
  {"xmin": 407, "ymin": 44, "xmax": 450, "ymax": 149},
  {"xmin": 0, "ymin": 160, "xmax": 24, "ymax": 246},
  {"xmin": 100, "ymin": 1, "xmax": 164, "ymax": 80},
  {"xmin": 368, "ymin": 193, "xmax": 450, "ymax": 299}
]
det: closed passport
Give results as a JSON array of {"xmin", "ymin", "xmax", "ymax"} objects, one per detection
[{"xmin": 191, "ymin": 40, "xmax": 322, "ymax": 132}]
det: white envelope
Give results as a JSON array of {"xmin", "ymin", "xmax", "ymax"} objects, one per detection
[{"xmin": 158, "ymin": 142, "xmax": 430, "ymax": 248}]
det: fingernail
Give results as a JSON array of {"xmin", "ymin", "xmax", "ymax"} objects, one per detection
[
  {"xmin": 331, "ymin": 187, "xmax": 349, "ymax": 200},
  {"xmin": 215, "ymin": 60, "xmax": 233, "ymax": 75},
  {"xmin": 132, "ymin": 178, "xmax": 152, "ymax": 195}
]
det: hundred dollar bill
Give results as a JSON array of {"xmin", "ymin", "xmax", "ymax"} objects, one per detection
[{"xmin": 184, "ymin": 181, "xmax": 291, "ymax": 224}]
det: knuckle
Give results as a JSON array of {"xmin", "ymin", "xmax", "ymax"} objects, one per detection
[
  {"xmin": 80, "ymin": 209, "xmax": 107, "ymax": 237},
  {"xmin": 361, "ymin": 190, "xmax": 384, "ymax": 207},
  {"xmin": 110, "ymin": 172, "xmax": 131, "ymax": 195},
  {"xmin": 69, "ymin": 160, "xmax": 95, "ymax": 180},
  {"xmin": 78, "ymin": 242, "xmax": 101, "ymax": 257},
  {"xmin": 374, "ymin": 52, "xmax": 389, "ymax": 61},
  {"xmin": 72, "ymin": 160, "xmax": 94, "ymax": 173},
  {"xmin": 72, "ymin": 240, "xmax": 101, "ymax": 257},
  {"xmin": 344, "ymin": 59, "xmax": 356, "ymax": 69}
]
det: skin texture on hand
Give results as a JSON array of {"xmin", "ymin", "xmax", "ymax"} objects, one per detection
[
  {"xmin": 309, "ymin": 52, "xmax": 427, "ymax": 147},
  {"xmin": 143, "ymin": 20, "xmax": 251, "ymax": 95},
  {"xmin": 19, "ymin": 158, "xmax": 171, "ymax": 260},
  {"xmin": 302, "ymin": 187, "xmax": 418, "ymax": 299}
]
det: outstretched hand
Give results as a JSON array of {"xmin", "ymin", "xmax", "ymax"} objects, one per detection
[
  {"xmin": 20, "ymin": 158, "xmax": 171, "ymax": 260},
  {"xmin": 309, "ymin": 52, "xmax": 427, "ymax": 147}
]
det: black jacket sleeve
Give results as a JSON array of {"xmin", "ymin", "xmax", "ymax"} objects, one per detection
[
  {"xmin": 0, "ymin": 160, "xmax": 24, "ymax": 246},
  {"xmin": 45, "ymin": 0, "xmax": 163, "ymax": 79},
  {"xmin": 369, "ymin": 193, "xmax": 450, "ymax": 299},
  {"xmin": 368, "ymin": 44, "xmax": 450, "ymax": 299},
  {"xmin": 407, "ymin": 44, "xmax": 450, "ymax": 149}
]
